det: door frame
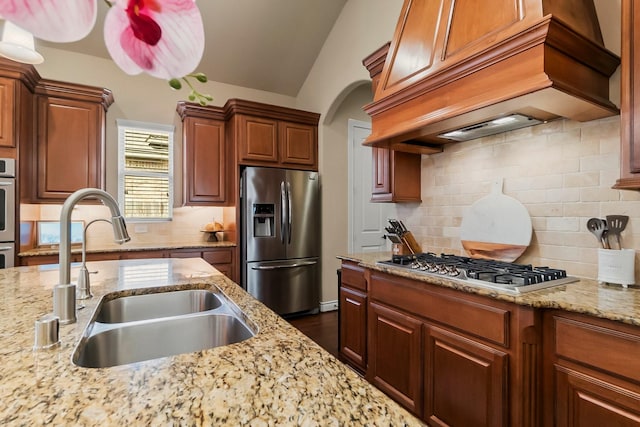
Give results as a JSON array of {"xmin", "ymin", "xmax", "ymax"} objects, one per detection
[{"xmin": 347, "ymin": 119, "xmax": 371, "ymax": 253}]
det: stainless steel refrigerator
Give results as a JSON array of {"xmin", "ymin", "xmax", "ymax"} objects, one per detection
[{"xmin": 241, "ymin": 167, "xmax": 320, "ymax": 315}]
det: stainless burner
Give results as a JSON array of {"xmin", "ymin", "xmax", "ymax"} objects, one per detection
[{"xmin": 378, "ymin": 253, "xmax": 578, "ymax": 294}]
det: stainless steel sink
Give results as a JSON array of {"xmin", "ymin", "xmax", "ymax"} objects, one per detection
[
  {"xmin": 95, "ymin": 289, "xmax": 222, "ymax": 323},
  {"xmin": 73, "ymin": 287, "xmax": 256, "ymax": 368},
  {"xmin": 73, "ymin": 314, "xmax": 254, "ymax": 368}
]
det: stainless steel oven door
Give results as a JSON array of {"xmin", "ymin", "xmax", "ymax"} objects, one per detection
[
  {"xmin": 0, "ymin": 243, "xmax": 15, "ymax": 268},
  {"xmin": 0, "ymin": 177, "xmax": 15, "ymax": 243}
]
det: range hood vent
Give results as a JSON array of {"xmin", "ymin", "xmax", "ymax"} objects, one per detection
[
  {"xmin": 363, "ymin": 0, "xmax": 620, "ymax": 154},
  {"xmin": 438, "ymin": 114, "xmax": 544, "ymax": 142}
]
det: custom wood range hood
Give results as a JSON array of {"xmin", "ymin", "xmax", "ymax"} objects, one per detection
[{"xmin": 363, "ymin": 0, "xmax": 620, "ymax": 154}]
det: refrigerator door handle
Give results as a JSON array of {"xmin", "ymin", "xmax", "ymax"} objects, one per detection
[
  {"xmin": 280, "ymin": 181, "xmax": 287, "ymax": 244},
  {"xmin": 287, "ymin": 181, "xmax": 292, "ymax": 244},
  {"xmin": 251, "ymin": 260, "xmax": 318, "ymax": 270}
]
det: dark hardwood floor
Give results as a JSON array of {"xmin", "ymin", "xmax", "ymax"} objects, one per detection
[{"xmin": 287, "ymin": 310, "xmax": 338, "ymax": 358}]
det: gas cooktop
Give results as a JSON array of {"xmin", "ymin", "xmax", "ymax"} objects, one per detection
[{"xmin": 377, "ymin": 253, "xmax": 578, "ymax": 294}]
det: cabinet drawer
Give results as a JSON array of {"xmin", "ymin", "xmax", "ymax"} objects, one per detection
[
  {"xmin": 341, "ymin": 261, "xmax": 367, "ymax": 292},
  {"xmin": 170, "ymin": 251, "xmax": 203, "ymax": 259},
  {"xmin": 202, "ymin": 249, "xmax": 233, "ymax": 264},
  {"xmin": 370, "ymin": 271, "xmax": 510, "ymax": 347},
  {"xmin": 554, "ymin": 315, "xmax": 640, "ymax": 381}
]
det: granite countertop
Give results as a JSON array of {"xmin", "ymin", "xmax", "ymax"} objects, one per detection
[
  {"xmin": 0, "ymin": 258, "xmax": 422, "ymax": 426},
  {"xmin": 19, "ymin": 240, "xmax": 236, "ymax": 257},
  {"xmin": 339, "ymin": 252, "xmax": 640, "ymax": 327}
]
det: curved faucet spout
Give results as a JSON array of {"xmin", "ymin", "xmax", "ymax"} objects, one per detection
[{"xmin": 59, "ymin": 188, "xmax": 130, "ymax": 287}]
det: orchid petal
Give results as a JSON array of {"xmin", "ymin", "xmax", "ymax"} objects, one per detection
[
  {"xmin": 104, "ymin": 0, "xmax": 204, "ymax": 79},
  {"xmin": 0, "ymin": 0, "xmax": 96, "ymax": 43}
]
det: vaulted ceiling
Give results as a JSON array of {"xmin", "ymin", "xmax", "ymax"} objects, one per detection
[{"xmin": 38, "ymin": 0, "xmax": 348, "ymax": 96}]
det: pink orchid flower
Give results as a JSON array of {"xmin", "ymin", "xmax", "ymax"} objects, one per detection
[
  {"xmin": 104, "ymin": 0, "xmax": 205, "ymax": 80},
  {"xmin": 0, "ymin": 0, "xmax": 97, "ymax": 42},
  {"xmin": 1, "ymin": 0, "xmax": 205, "ymax": 80}
]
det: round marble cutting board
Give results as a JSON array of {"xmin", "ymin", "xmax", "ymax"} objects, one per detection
[{"xmin": 460, "ymin": 179, "xmax": 532, "ymax": 262}]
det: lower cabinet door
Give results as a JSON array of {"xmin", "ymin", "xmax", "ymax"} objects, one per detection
[
  {"xmin": 554, "ymin": 364, "xmax": 640, "ymax": 427},
  {"xmin": 424, "ymin": 325, "xmax": 508, "ymax": 427},
  {"xmin": 367, "ymin": 301, "xmax": 423, "ymax": 416},
  {"xmin": 339, "ymin": 286, "xmax": 367, "ymax": 373}
]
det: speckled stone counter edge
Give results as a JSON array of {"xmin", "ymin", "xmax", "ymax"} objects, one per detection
[
  {"xmin": 339, "ymin": 252, "xmax": 640, "ymax": 327},
  {"xmin": 0, "ymin": 257, "xmax": 425, "ymax": 426}
]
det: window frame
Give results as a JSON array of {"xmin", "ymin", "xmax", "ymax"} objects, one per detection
[{"xmin": 117, "ymin": 119, "xmax": 174, "ymax": 222}]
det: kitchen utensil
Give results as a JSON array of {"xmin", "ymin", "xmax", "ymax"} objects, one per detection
[
  {"xmin": 605, "ymin": 215, "xmax": 629, "ymax": 249},
  {"xmin": 388, "ymin": 219, "xmax": 404, "ymax": 235},
  {"xmin": 460, "ymin": 178, "xmax": 532, "ymax": 262},
  {"xmin": 386, "ymin": 234, "xmax": 403, "ymax": 244},
  {"xmin": 587, "ymin": 217, "xmax": 609, "ymax": 249}
]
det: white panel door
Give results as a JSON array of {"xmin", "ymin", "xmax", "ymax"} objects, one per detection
[{"xmin": 348, "ymin": 120, "xmax": 393, "ymax": 253}]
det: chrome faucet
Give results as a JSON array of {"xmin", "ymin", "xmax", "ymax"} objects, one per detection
[{"xmin": 53, "ymin": 188, "xmax": 130, "ymax": 324}]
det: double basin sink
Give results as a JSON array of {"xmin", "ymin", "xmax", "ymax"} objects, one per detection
[{"xmin": 73, "ymin": 287, "xmax": 256, "ymax": 368}]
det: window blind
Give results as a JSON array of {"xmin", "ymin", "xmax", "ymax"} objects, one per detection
[{"xmin": 117, "ymin": 120, "xmax": 174, "ymax": 221}]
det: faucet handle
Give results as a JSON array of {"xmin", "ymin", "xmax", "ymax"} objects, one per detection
[{"xmin": 76, "ymin": 265, "xmax": 93, "ymax": 300}]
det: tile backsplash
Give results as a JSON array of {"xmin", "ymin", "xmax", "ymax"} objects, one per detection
[
  {"xmin": 397, "ymin": 116, "xmax": 640, "ymax": 281},
  {"xmin": 21, "ymin": 204, "xmax": 225, "ymax": 251}
]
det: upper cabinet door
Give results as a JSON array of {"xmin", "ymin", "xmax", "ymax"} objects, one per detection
[
  {"xmin": 615, "ymin": 0, "xmax": 640, "ymax": 189},
  {"xmin": 183, "ymin": 116, "xmax": 227, "ymax": 205},
  {"xmin": 23, "ymin": 80, "xmax": 112, "ymax": 203},
  {"xmin": 36, "ymin": 96, "xmax": 100, "ymax": 199},
  {"xmin": 239, "ymin": 115, "xmax": 279, "ymax": 164},
  {"xmin": 279, "ymin": 121, "xmax": 317, "ymax": 168},
  {"xmin": 0, "ymin": 77, "xmax": 16, "ymax": 149}
]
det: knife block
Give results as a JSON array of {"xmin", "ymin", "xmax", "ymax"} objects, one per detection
[
  {"xmin": 392, "ymin": 243, "xmax": 412, "ymax": 255},
  {"xmin": 402, "ymin": 232, "xmax": 422, "ymax": 254}
]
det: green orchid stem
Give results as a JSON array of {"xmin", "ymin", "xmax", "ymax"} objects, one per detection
[
  {"xmin": 103, "ymin": 0, "xmax": 113, "ymax": 7},
  {"xmin": 181, "ymin": 75, "xmax": 212, "ymax": 106}
]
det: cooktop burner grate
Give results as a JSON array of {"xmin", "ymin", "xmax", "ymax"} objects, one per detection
[{"xmin": 378, "ymin": 253, "xmax": 577, "ymax": 293}]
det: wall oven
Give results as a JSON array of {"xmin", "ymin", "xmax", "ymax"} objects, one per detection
[{"xmin": 0, "ymin": 159, "xmax": 16, "ymax": 268}]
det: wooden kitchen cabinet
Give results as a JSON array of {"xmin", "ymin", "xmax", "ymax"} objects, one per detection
[
  {"xmin": 237, "ymin": 114, "xmax": 279, "ymax": 163},
  {"xmin": 226, "ymin": 99, "xmax": 319, "ymax": 171},
  {"xmin": 363, "ymin": 44, "xmax": 423, "ymax": 203},
  {"xmin": 22, "ymin": 79, "xmax": 113, "ymax": 202},
  {"xmin": 176, "ymin": 102, "xmax": 230, "ymax": 205},
  {"xmin": 424, "ymin": 325, "xmax": 508, "ymax": 426},
  {"xmin": 201, "ymin": 247, "xmax": 235, "ymax": 281},
  {"xmin": 368, "ymin": 300, "xmax": 423, "ymax": 417},
  {"xmin": 0, "ymin": 59, "xmax": 38, "ymax": 161},
  {"xmin": 0, "ymin": 77, "xmax": 16, "ymax": 149},
  {"xmin": 371, "ymin": 148, "xmax": 422, "ymax": 202},
  {"xmin": 615, "ymin": 0, "xmax": 640, "ymax": 189},
  {"xmin": 542, "ymin": 311, "xmax": 640, "ymax": 426},
  {"xmin": 338, "ymin": 261, "xmax": 368, "ymax": 374},
  {"xmin": 170, "ymin": 247, "xmax": 235, "ymax": 281},
  {"xmin": 278, "ymin": 120, "xmax": 317, "ymax": 168},
  {"xmin": 366, "ymin": 269, "xmax": 539, "ymax": 425}
]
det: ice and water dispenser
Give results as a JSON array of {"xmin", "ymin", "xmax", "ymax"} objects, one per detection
[{"xmin": 253, "ymin": 204, "xmax": 274, "ymax": 237}]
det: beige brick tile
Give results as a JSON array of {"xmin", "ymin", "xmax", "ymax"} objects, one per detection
[
  {"xmin": 579, "ymin": 187, "xmax": 621, "ymax": 202},
  {"xmin": 546, "ymin": 188, "xmax": 580, "ymax": 202},
  {"xmin": 563, "ymin": 171, "xmax": 600, "ymax": 188},
  {"xmin": 562, "ymin": 202, "xmax": 601, "ymax": 217},
  {"xmin": 580, "ymin": 153, "xmax": 619, "ymax": 172}
]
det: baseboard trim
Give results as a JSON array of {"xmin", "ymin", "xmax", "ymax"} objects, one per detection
[{"xmin": 320, "ymin": 300, "xmax": 338, "ymax": 312}]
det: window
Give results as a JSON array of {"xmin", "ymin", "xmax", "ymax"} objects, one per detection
[{"xmin": 117, "ymin": 120, "xmax": 174, "ymax": 221}]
